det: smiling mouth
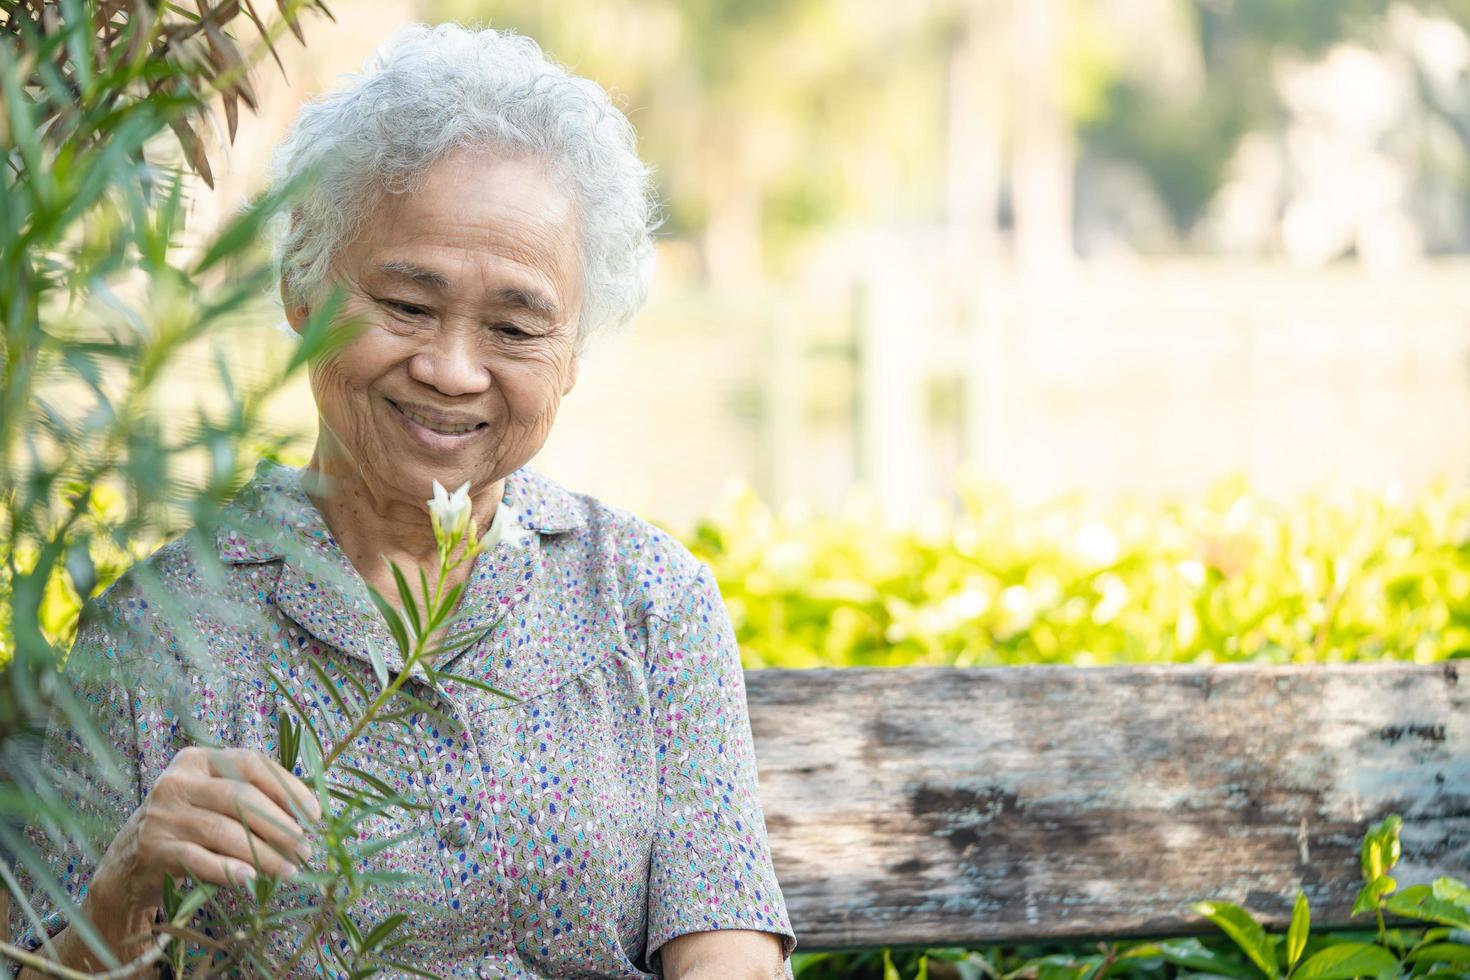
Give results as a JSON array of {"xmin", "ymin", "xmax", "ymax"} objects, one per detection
[{"xmin": 385, "ymin": 398, "xmax": 489, "ymax": 436}]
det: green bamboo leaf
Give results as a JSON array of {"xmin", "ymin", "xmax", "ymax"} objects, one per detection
[
  {"xmin": 385, "ymin": 556, "xmax": 422, "ymax": 641},
  {"xmin": 378, "ymin": 959, "xmax": 448, "ymax": 979},
  {"xmin": 339, "ymin": 765, "xmax": 400, "ymax": 800},
  {"xmin": 1287, "ymin": 890, "xmax": 1311, "ymax": 972},
  {"xmin": 339, "ymin": 911, "xmax": 365, "ymax": 949},
  {"xmin": 307, "ymin": 657, "xmax": 354, "ymax": 721},
  {"xmin": 269, "ymin": 663, "xmax": 342, "ymax": 744},
  {"xmin": 284, "ymin": 287, "xmax": 355, "ymax": 377},
  {"xmin": 367, "ymin": 582, "xmax": 412, "ymax": 658},
  {"xmin": 1291, "ymin": 942, "xmax": 1399, "ymax": 979},
  {"xmin": 1, "ymin": 44, "xmax": 49, "ymax": 201},
  {"xmin": 59, "ymin": 0, "xmax": 95, "ymax": 95},
  {"xmin": 298, "ymin": 730, "xmax": 329, "ymax": 813},
  {"xmin": 364, "ymin": 910, "xmax": 411, "ymax": 952},
  {"xmin": 333, "ymin": 661, "xmax": 374, "ymax": 704},
  {"xmin": 327, "ymin": 783, "xmax": 379, "ymax": 807},
  {"xmin": 162, "ymin": 874, "xmax": 180, "ymax": 918},
  {"xmin": 425, "ymin": 581, "xmax": 467, "ymax": 633},
  {"xmin": 432, "ymin": 670, "xmax": 517, "ymax": 702},
  {"xmin": 423, "ymin": 625, "xmax": 495, "ymax": 663},
  {"xmin": 368, "ymin": 637, "xmax": 390, "ymax": 691},
  {"xmin": 352, "ymin": 829, "xmax": 424, "ymax": 861},
  {"xmin": 192, "ymin": 176, "xmax": 302, "ymax": 275},
  {"xmin": 1192, "ymin": 901, "xmax": 1280, "ymax": 979}
]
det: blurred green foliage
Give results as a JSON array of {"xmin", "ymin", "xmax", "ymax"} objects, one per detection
[
  {"xmin": 432, "ymin": 0, "xmax": 1470, "ymax": 258},
  {"xmin": 686, "ymin": 476, "xmax": 1470, "ymax": 669}
]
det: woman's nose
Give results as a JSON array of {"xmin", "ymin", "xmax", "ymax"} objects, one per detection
[{"xmin": 406, "ymin": 323, "xmax": 490, "ymax": 396}]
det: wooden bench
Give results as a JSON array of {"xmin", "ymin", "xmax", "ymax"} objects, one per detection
[{"xmin": 744, "ymin": 662, "xmax": 1468, "ymax": 951}]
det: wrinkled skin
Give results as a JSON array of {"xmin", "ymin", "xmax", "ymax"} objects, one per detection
[
  {"xmin": 285, "ymin": 149, "xmax": 584, "ymax": 584},
  {"xmin": 15, "ymin": 151, "xmax": 588, "ymax": 977}
]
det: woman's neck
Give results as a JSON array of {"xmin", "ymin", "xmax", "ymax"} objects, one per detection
[{"xmin": 301, "ymin": 438, "xmax": 505, "ymax": 605}]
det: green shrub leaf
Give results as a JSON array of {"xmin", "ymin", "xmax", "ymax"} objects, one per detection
[
  {"xmin": 1406, "ymin": 943, "xmax": 1470, "ymax": 966},
  {"xmin": 1287, "ymin": 890, "xmax": 1311, "ymax": 971},
  {"xmin": 1152, "ymin": 939, "xmax": 1260, "ymax": 978},
  {"xmin": 1352, "ymin": 874, "xmax": 1397, "ymax": 916},
  {"xmin": 1432, "ymin": 877, "xmax": 1470, "ymax": 908},
  {"xmin": 1360, "ymin": 816, "xmax": 1402, "ymax": 883},
  {"xmin": 1386, "ymin": 887, "xmax": 1470, "ymax": 930},
  {"xmin": 1292, "ymin": 942, "xmax": 1400, "ymax": 979},
  {"xmin": 1191, "ymin": 900, "xmax": 1279, "ymax": 979}
]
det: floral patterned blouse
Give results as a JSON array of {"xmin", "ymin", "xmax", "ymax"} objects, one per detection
[{"xmin": 15, "ymin": 459, "xmax": 797, "ymax": 978}]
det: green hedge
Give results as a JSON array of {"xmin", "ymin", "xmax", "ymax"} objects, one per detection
[{"xmin": 686, "ymin": 477, "xmax": 1470, "ymax": 669}]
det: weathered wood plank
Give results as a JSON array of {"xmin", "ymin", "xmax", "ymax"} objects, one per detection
[{"xmin": 745, "ymin": 662, "xmax": 1468, "ymax": 950}]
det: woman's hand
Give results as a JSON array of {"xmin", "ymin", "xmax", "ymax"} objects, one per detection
[
  {"xmin": 15, "ymin": 747, "xmax": 322, "ymax": 978},
  {"xmin": 93, "ymin": 746, "xmax": 321, "ymax": 916}
]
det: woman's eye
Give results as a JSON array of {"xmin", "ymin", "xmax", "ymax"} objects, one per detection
[
  {"xmin": 494, "ymin": 323, "xmax": 530, "ymax": 339},
  {"xmin": 384, "ymin": 300, "xmax": 429, "ymax": 318}
]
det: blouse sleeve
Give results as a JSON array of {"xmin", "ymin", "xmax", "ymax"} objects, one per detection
[
  {"xmin": 643, "ymin": 562, "xmax": 797, "ymax": 976},
  {"xmin": 5, "ymin": 588, "xmax": 152, "ymax": 957}
]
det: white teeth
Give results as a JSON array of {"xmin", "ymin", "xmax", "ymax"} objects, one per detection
[{"xmin": 396, "ymin": 403, "xmax": 480, "ymax": 435}]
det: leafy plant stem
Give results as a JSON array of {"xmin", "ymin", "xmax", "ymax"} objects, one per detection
[
  {"xmin": 0, "ymin": 899, "xmax": 202, "ymax": 980},
  {"xmin": 272, "ymin": 919, "xmax": 326, "ymax": 980},
  {"xmin": 321, "ymin": 537, "xmax": 460, "ymax": 772}
]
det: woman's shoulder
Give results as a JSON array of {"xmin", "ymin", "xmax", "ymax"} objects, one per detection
[
  {"xmin": 77, "ymin": 520, "xmax": 276, "ymax": 683},
  {"xmin": 89, "ymin": 531, "xmax": 223, "ymax": 628},
  {"xmin": 510, "ymin": 467, "xmax": 710, "ymax": 617}
]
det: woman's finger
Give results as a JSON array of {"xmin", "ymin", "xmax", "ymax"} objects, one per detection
[
  {"xmin": 183, "ymin": 777, "xmax": 310, "ymax": 864},
  {"xmin": 164, "ymin": 839, "xmax": 260, "ymax": 890},
  {"xmin": 207, "ymin": 747, "xmax": 321, "ymax": 822},
  {"xmin": 185, "ymin": 806, "xmax": 302, "ymax": 879}
]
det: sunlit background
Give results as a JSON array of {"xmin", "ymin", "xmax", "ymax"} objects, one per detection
[{"xmin": 182, "ymin": 0, "xmax": 1470, "ymax": 532}]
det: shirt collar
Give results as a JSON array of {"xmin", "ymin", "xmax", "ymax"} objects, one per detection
[
  {"xmin": 214, "ymin": 459, "xmax": 586, "ymax": 565},
  {"xmin": 212, "ymin": 458, "xmax": 586, "ymax": 681}
]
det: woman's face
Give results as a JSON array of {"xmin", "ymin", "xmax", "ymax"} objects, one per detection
[{"xmin": 286, "ymin": 149, "xmax": 583, "ymax": 505}]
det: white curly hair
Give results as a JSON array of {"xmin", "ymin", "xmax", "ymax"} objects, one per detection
[{"xmin": 267, "ymin": 22, "xmax": 658, "ymax": 347}]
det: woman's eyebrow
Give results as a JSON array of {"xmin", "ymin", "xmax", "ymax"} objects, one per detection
[
  {"xmin": 376, "ymin": 260, "xmax": 561, "ymax": 320},
  {"xmin": 377, "ymin": 260, "xmax": 451, "ymax": 290},
  {"xmin": 493, "ymin": 287, "xmax": 560, "ymax": 321}
]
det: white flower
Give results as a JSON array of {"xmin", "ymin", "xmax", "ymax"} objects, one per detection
[
  {"xmin": 473, "ymin": 501, "xmax": 531, "ymax": 553},
  {"xmin": 427, "ymin": 479, "xmax": 472, "ymax": 543}
]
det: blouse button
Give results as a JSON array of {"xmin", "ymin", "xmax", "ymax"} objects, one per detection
[
  {"xmin": 441, "ymin": 815, "xmax": 475, "ymax": 848},
  {"xmin": 476, "ymin": 955, "xmax": 503, "ymax": 978}
]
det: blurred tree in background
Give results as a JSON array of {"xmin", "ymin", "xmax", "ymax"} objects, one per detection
[{"xmin": 429, "ymin": 0, "xmax": 1470, "ymax": 274}]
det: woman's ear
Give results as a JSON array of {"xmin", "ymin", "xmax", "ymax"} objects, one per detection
[{"xmin": 278, "ymin": 278, "xmax": 309, "ymax": 334}]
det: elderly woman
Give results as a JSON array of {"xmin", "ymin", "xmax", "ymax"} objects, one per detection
[{"xmin": 14, "ymin": 22, "xmax": 796, "ymax": 980}]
